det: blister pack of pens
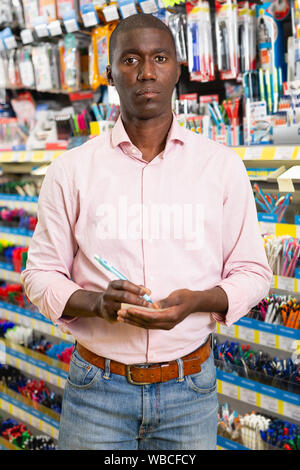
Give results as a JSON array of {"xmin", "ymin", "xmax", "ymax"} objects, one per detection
[
  {"xmin": 215, "ymin": 0, "xmax": 238, "ymax": 79},
  {"xmin": 237, "ymin": 1, "xmax": 256, "ymax": 75},
  {"xmin": 90, "ymin": 24, "xmax": 116, "ymax": 90},
  {"xmin": 186, "ymin": 0, "xmax": 215, "ymax": 82},
  {"xmin": 166, "ymin": 11, "xmax": 188, "ymax": 64}
]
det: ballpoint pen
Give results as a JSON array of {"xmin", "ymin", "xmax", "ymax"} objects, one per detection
[{"xmin": 94, "ymin": 255, "xmax": 153, "ymax": 304}]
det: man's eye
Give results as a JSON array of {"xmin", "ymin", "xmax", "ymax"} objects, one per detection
[
  {"xmin": 124, "ymin": 57, "xmax": 138, "ymax": 64},
  {"xmin": 155, "ymin": 56, "xmax": 167, "ymax": 63}
]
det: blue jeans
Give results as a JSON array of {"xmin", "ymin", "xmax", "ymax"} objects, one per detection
[{"xmin": 58, "ymin": 347, "xmax": 218, "ymax": 450}]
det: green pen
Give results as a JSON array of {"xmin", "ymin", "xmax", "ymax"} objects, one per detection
[
  {"xmin": 73, "ymin": 114, "xmax": 79, "ymax": 136},
  {"xmin": 259, "ymin": 68, "xmax": 265, "ymax": 102},
  {"xmin": 264, "ymin": 70, "xmax": 272, "ymax": 114},
  {"xmin": 288, "ymin": 439, "xmax": 296, "ymax": 450},
  {"xmin": 273, "ymin": 67, "xmax": 278, "ymax": 114}
]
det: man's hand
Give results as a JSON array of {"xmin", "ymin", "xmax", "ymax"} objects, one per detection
[
  {"xmin": 99, "ymin": 280, "xmax": 153, "ymax": 323},
  {"xmin": 117, "ymin": 289, "xmax": 199, "ymax": 330}
]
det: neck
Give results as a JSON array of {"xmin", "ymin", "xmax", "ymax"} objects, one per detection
[{"xmin": 121, "ymin": 109, "xmax": 173, "ymax": 162}]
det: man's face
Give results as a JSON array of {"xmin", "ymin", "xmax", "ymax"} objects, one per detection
[{"xmin": 107, "ymin": 27, "xmax": 180, "ymax": 120}]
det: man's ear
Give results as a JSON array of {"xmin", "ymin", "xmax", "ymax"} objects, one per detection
[{"xmin": 106, "ymin": 65, "xmax": 114, "ymax": 86}]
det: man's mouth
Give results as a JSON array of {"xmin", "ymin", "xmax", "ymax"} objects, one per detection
[{"xmin": 136, "ymin": 89, "xmax": 160, "ymax": 98}]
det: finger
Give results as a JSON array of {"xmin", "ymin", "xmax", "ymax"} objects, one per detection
[
  {"xmin": 117, "ymin": 311, "xmax": 163, "ymax": 329},
  {"xmin": 120, "ymin": 308, "xmax": 168, "ymax": 325},
  {"xmin": 155, "ymin": 297, "xmax": 170, "ymax": 310},
  {"xmin": 110, "ymin": 280, "xmax": 151, "ymax": 297},
  {"xmin": 107, "ymin": 288, "xmax": 152, "ymax": 308}
]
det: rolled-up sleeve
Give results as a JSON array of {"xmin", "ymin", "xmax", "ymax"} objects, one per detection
[
  {"xmin": 212, "ymin": 151, "xmax": 272, "ymax": 326},
  {"xmin": 21, "ymin": 157, "xmax": 82, "ymax": 325}
]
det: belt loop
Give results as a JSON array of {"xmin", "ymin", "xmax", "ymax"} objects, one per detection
[
  {"xmin": 176, "ymin": 358, "xmax": 184, "ymax": 382},
  {"xmin": 103, "ymin": 358, "xmax": 111, "ymax": 380}
]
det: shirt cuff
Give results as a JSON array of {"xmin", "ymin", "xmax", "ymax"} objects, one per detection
[
  {"xmin": 43, "ymin": 278, "xmax": 82, "ymax": 325},
  {"xmin": 213, "ymin": 279, "xmax": 249, "ymax": 327}
]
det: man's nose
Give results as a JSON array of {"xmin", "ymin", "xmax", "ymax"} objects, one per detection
[{"xmin": 137, "ymin": 58, "xmax": 156, "ymax": 80}]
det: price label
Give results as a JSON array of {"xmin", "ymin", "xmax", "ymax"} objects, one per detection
[
  {"xmin": 34, "ymin": 23, "xmax": 49, "ymax": 38},
  {"xmin": 1, "ymin": 400, "xmax": 9, "ymax": 412},
  {"xmin": 38, "ymin": 368, "xmax": 47, "ymax": 380},
  {"xmin": 64, "ymin": 18, "xmax": 79, "ymax": 33},
  {"xmin": 259, "ymin": 331, "xmax": 276, "ymax": 348},
  {"xmin": 140, "ymin": 0, "xmax": 158, "ymax": 13},
  {"xmin": 238, "ymin": 326, "xmax": 254, "ymax": 342},
  {"xmin": 260, "ymin": 222, "xmax": 275, "ymax": 235},
  {"xmin": 20, "ymin": 29, "xmax": 34, "ymax": 44},
  {"xmin": 260, "ymin": 394, "xmax": 278, "ymax": 413},
  {"xmin": 0, "ymin": 340, "xmax": 6, "ymax": 365},
  {"xmin": 60, "ymin": 378, "xmax": 67, "ymax": 389},
  {"xmin": 4, "ymin": 35, "xmax": 17, "ymax": 49},
  {"xmin": 82, "ymin": 11, "xmax": 98, "ymax": 27},
  {"xmin": 219, "ymin": 324, "xmax": 235, "ymax": 337},
  {"xmin": 42, "ymin": 422, "xmax": 53, "ymax": 436},
  {"xmin": 14, "ymin": 406, "xmax": 24, "ymax": 420},
  {"xmin": 30, "ymin": 415, "xmax": 40, "ymax": 429},
  {"xmin": 120, "ymin": 3, "xmax": 137, "ymax": 18},
  {"xmin": 284, "ymin": 402, "xmax": 300, "ymax": 420},
  {"xmin": 48, "ymin": 20, "xmax": 62, "ymax": 36},
  {"xmin": 245, "ymin": 147, "xmax": 262, "ymax": 160},
  {"xmin": 9, "ymin": 355, "xmax": 17, "ymax": 367},
  {"xmin": 239, "ymin": 387, "xmax": 256, "ymax": 405},
  {"xmin": 277, "ymin": 276, "xmax": 295, "ymax": 292},
  {"xmin": 103, "ymin": 5, "xmax": 120, "ymax": 21},
  {"xmin": 278, "ymin": 336, "xmax": 297, "ymax": 353},
  {"xmin": 52, "ymin": 427, "xmax": 59, "ymax": 440},
  {"xmin": 274, "ymin": 146, "xmax": 295, "ymax": 160},
  {"xmin": 221, "ymin": 382, "xmax": 238, "ymax": 399}
]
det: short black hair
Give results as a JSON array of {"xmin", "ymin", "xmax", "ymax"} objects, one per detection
[{"xmin": 108, "ymin": 13, "xmax": 176, "ymax": 64}]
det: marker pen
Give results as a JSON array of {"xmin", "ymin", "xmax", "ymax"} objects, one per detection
[{"xmin": 94, "ymin": 255, "xmax": 153, "ymax": 304}]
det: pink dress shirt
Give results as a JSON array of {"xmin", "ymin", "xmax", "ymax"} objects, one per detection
[{"xmin": 22, "ymin": 115, "xmax": 272, "ymax": 364}]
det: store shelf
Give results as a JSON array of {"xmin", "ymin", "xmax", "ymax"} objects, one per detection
[
  {"xmin": 0, "ymin": 227, "xmax": 34, "ymax": 247},
  {"xmin": 0, "ymin": 150, "xmax": 63, "ymax": 164},
  {"xmin": 259, "ymin": 221, "xmax": 300, "ymax": 238},
  {"xmin": 2, "ymin": 339, "xmax": 69, "ymax": 390},
  {"xmin": 216, "ymin": 317, "xmax": 300, "ymax": 354},
  {"xmin": 0, "ymin": 383, "xmax": 59, "ymax": 427},
  {"xmin": 0, "ymin": 263, "xmax": 21, "ymax": 283},
  {"xmin": 0, "ymin": 387, "xmax": 59, "ymax": 439},
  {"xmin": 0, "ymin": 146, "xmax": 300, "ymax": 165},
  {"xmin": 271, "ymin": 275, "xmax": 300, "ymax": 293},
  {"xmin": 0, "ymin": 435, "xmax": 20, "ymax": 450},
  {"xmin": 0, "ymin": 194, "xmax": 38, "ymax": 212},
  {"xmin": 216, "ymin": 369, "xmax": 300, "ymax": 422},
  {"xmin": 0, "ymin": 300, "xmax": 74, "ymax": 343},
  {"xmin": 233, "ymin": 146, "xmax": 300, "ymax": 161}
]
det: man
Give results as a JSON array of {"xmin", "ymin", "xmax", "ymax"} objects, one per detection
[{"xmin": 22, "ymin": 14, "xmax": 272, "ymax": 450}]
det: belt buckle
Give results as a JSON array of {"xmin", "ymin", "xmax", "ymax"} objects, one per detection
[{"xmin": 126, "ymin": 364, "xmax": 152, "ymax": 386}]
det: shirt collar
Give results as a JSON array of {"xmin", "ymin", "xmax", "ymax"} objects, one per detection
[{"xmin": 111, "ymin": 113, "xmax": 187, "ymax": 152}]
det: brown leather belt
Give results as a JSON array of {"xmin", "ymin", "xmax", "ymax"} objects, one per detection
[{"xmin": 76, "ymin": 336, "xmax": 211, "ymax": 385}]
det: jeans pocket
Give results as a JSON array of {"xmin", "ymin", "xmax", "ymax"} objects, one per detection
[
  {"xmin": 67, "ymin": 349, "xmax": 100, "ymax": 389},
  {"xmin": 186, "ymin": 351, "xmax": 217, "ymax": 394}
]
